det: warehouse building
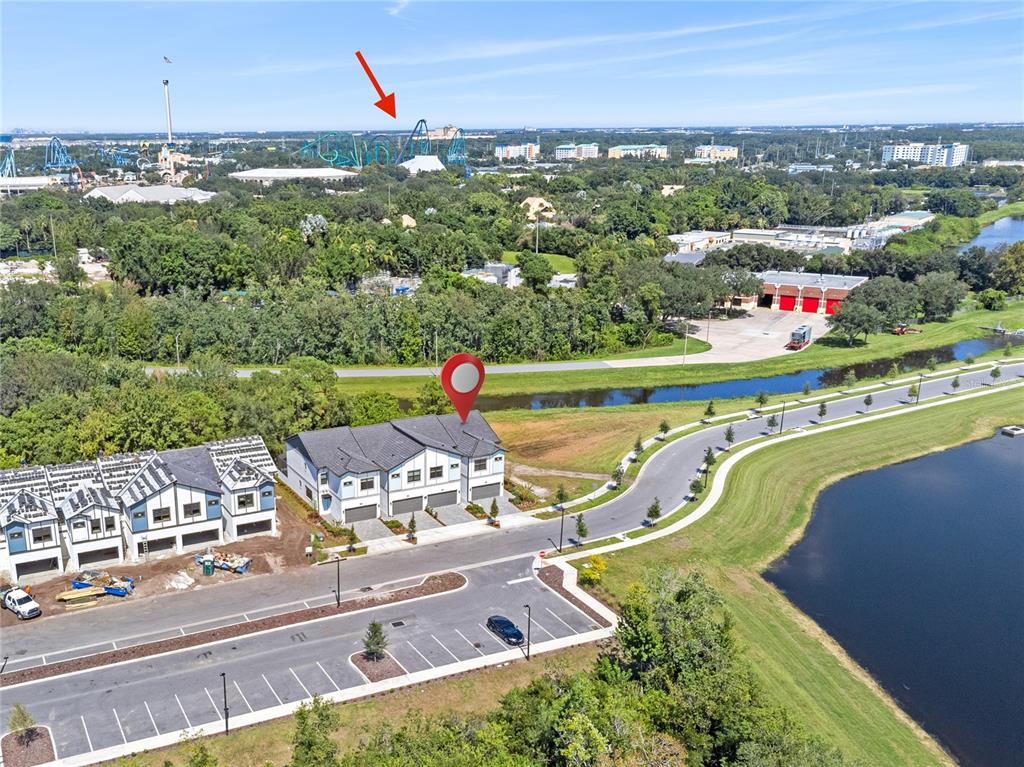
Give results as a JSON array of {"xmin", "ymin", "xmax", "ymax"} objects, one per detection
[
  {"xmin": 284, "ymin": 412, "xmax": 505, "ymax": 524},
  {"xmin": 758, "ymin": 271, "xmax": 869, "ymax": 315}
]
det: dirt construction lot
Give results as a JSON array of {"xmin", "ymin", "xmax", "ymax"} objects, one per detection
[{"xmin": 0, "ymin": 490, "xmax": 318, "ymax": 628}]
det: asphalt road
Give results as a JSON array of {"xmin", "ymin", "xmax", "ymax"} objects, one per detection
[
  {"xmin": 0, "ymin": 558, "xmax": 600, "ymax": 762},
  {"xmin": 4, "ymin": 363, "xmax": 1021, "ymax": 671}
]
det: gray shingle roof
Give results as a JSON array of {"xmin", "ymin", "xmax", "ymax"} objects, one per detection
[
  {"xmin": 221, "ymin": 459, "xmax": 273, "ymax": 491},
  {"xmin": 60, "ymin": 486, "xmax": 119, "ymax": 520},
  {"xmin": 287, "ymin": 411, "xmax": 502, "ymax": 475},
  {"xmin": 0, "ymin": 490, "xmax": 59, "ymax": 526}
]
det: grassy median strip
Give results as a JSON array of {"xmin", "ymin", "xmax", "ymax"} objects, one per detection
[{"xmin": 584, "ymin": 388, "xmax": 1023, "ymax": 766}]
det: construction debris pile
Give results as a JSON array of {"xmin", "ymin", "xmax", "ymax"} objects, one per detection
[
  {"xmin": 56, "ymin": 570, "xmax": 136, "ymax": 610},
  {"xmin": 195, "ymin": 549, "xmax": 253, "ymax": 575}
]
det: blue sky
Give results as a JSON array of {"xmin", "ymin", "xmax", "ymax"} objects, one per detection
[{"xmin": 2, "ymin": 1, "xmax": 1022, "ymax": 132}]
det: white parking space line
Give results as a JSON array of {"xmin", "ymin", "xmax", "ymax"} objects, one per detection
[
  {"xmin": 455, "ymin": 628, "xmax": 485, "ymax": 656},
  {"xmin": 431, "ymin": 634, "xmax": 460, "ymax": 661},
  {"xmin": 316, "ymin": 662, "xmax": 341, "ymax": 692},
  {"xmin": 205, "ymin": 688, "xmax": 223, "ymax": 720},
  {"xmin": 530, "ymin": 618, "xmax": 556, "ymax": 639},
  {"xmin": 408, "ymin": 641, "xmax": 434, "ymax": 668},
  {"xmin": 545, "ymin": 607, "xmax": 578, "ymax": 634},
  {"xmin": 234, "ymin": 680, "xmax": 253, "ymax": 712},
  {"xmin": 506, "ymin": 576, "xmax": 532, "ymax": 584},
  {"xmin": 175, "ymin": 694, "xmax": 192, "ymax": 729},
  {"xmin": 111, "ymin": 640, "xmax": 118, "ymax": 650},
  {"xmin": 144, "ymin": 701, "xmax": 160, "ymax": 735},
  {"xmin": 112, "ymin": 709, "xmax": 127, "ymax": 744},
  {"xmin": 80, "ymin": 716, "xmax": 94, "ymax": 752},
  {"xmin": 290, "ymin": 667, "xmax": 312, "ymax": 698},
  {"xmin": 477, "ymin": 623, "xmax": 507, "ymax": 649},
  {"xmin": 262, "ymin": 674, "xmax": 283, "ymax": 705}
]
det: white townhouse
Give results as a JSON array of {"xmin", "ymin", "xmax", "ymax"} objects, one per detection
[
  {"xmin": 0, "ymin": 436, "xmax": 278, "ymax": 580},
  {"xmin": 283, "ymin": 411, "xmax": 506, "ymax": 523}
]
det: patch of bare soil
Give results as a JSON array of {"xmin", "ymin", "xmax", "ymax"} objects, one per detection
[
  {"xmin": 1, "ymin": 728, "xmax": 56, "ymax": 767},
  {"xmin": 351, "ymin": 650, "xmax": 405, "ymax": 682},
  {"xmin": 0, "ymin": 572, "xmax": 465, "ymax": 688},
  {"xmin": 514, "ymin": 464, "xmax": 609, "ymax": 481},
  {"xmin": 537, "ymin": 566, "xmax": 611, "ymax": 628}
]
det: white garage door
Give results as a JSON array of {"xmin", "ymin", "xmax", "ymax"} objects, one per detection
[
  {"xmin": 392, "ymin": 496, "xmax": 423, "ymax": 515},
  {"xmin": 427, "ymin": 490, "xmax": 458, "ymax": 508},
  {"xmin": 345, "ymin": 504, "xmax": 377, "ymax": 523},
  {"xmin": 471, "ymin": 484, "xmax": 501, "ymax": 501}
]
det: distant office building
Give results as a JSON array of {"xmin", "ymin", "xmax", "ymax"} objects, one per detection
[
  {"xmin": 694, "ymin": 144, "xmax": 738, "ymax": 162},
  {"xmin": 608, "ymin": 144, "xmax": 668, "ymax": 160},
  {"xmin": 881, "ymin": 143, "xmax": 969, "ymax": 167},
  {"xmin": 494, "ymin": 142, "xmax": 540, "ymax": 162},
  {"xmin": 787, "ymin": 163, "xmax": 834, "ymax": 175},
  {"xmin": 554, "ymin": 143, "xmax": 599, "ymax": 160}
]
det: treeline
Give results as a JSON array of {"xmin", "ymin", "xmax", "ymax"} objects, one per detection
[{"xmin": 111, "ymin": 569, "xmax": 853, "ymax": 767}]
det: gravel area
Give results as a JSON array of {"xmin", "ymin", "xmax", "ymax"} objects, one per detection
[
  {"xmin": 0, "ymin": 572, "xmax": 465, "ymax": 688},
  {"xmin": 351, "ymin": 650, "xmax": 405, "ymax": 682},
  {"xmin": 537, "ymin": 565, "xmax": 611, "ymax": 628},
  {"xmin": 1, "ymin": 729, "xmax": 56, "ymax": 767}
]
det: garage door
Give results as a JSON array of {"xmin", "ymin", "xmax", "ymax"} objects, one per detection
[
  {"xmin": 471, "ymin": 484, "xmax": 501, "ymax": 501},
  {"xmin": 344, "ymin": 504, "xmax": 377, "ymax": 523},
  {"xmin": 392, "ymin": 496, "xmax": 423, "ymax": 515},
  {"xmin": 427, "ymin": 490, "xmax": 458, "ymax": 508},
  {"xmin": 801, "ymin": 296, "xmax": 820, "ymax": 313},
  {"xmin": 778, "ymin": 295, "xmax": 796, "ymax": 311},
  {"xmin": 826, "ymin": 299, "xmax": 842, "ymax": 315},
  {"xmin": 182, "ymin": 530, "xmax": 219, "ymax": 548}
]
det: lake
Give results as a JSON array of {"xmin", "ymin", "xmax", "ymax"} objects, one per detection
[
  {"xmin": 764, "ymin": 435, "xmax": 1024, "ymax": 766},
  {"xmin": 961, "ymin": 215, "xmax": 1024, "ymax": 251}
]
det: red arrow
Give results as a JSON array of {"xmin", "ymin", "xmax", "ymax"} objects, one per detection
[{"xmin": 355, "ymin": 51, "xmax": 396, "ymax": 119}]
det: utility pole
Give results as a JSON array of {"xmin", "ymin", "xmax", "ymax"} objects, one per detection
[
  {"xmin": 49, "ymin": 215, "xmax": 58, "ymax": 259},
  {"xmin": 558, "ymin": 503, "xmax": 566, "ymax": 553},
  {"xmin": 706, "ymin": 308, "xmax": 712, "ymax": 343},
  {"xmin": 522, "ymin": 604, "xmax": 532, "ymax": 660},
  {"xmin": 331, "ymin": 556, "xmax": 341, "ymax": 607},
  {"xmin": 916, "ymin": 373, "xmax": 924, "ymax": 404}
]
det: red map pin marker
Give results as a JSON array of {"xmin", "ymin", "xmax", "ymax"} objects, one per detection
[{"xmin": 440, "ymin": 353, "xmax": 485, "ymax": 423}]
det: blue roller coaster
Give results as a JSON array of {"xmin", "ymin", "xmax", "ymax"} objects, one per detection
[
  {"xmin": 293, "ymin": 120, "xmax": 463, "ymax": 169},
  {"xmin": 445, "ymin": 128, "xmax": 466, "ymax": 165},
  {"xmin": 44, "ymin": 137, "xmax": 79, "ymax": 172},
  {"xmin": 396, "ymin": 119, "xmax": 431, "ymax": 164},
  {"xmin": 98, "ymin": 147, "xmax": 139, "ymax": 167},
  {"xmin": 0, "ymin": 147, "xmax": 15, "ymax": 178},
  {"xmin": 293, "ymin": 132, "xmax": 362, "ymax": 167}
]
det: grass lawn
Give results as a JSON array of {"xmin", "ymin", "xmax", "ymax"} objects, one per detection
[
  {"xmin": 100, "ymin": 644, "xmax": 600, "ymax": 767},
  {"xmin": 332, "ymin": 302, "xmax": 1023, "ymax": 400},
  {"xmin": 978, "ymin": 200, "xmax": 1024, "ymax": 226},
  {"xmin": 586, "ymin": 389, "xmax": 1024, "ymax": 766},
  {"xmin": 501, "ymin": 249, "xmax": 576, "ymax": 273}
]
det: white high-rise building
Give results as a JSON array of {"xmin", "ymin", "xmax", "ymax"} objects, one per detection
[
  {"xmin": 881, "ymin": 143, "xmax": 969, "ymax": 167},
  {"xmin": 554, "ymin": 143, "xmax": 599, "ymax": 160},
  {"xmin": 494, "ymin": 142, "xmax": 540, "ymax": 162}
]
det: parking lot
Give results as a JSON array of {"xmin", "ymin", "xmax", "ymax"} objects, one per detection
[{"xmin": 1, "ymin": 558, "xmax": 601, "ymax": 761}]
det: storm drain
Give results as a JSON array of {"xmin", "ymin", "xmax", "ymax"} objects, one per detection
[{"xmin": 390, "ymin": 620, "xmax": 406, "ymax": 628}]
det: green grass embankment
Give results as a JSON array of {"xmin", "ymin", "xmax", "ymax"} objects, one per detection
[{"xmin": 587, "ymin": 388, "xmax": 1024, "ymax": 766}]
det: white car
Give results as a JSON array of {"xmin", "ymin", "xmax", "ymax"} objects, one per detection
[{"xmin": 2, "ymin": 587, "xmax": 42, "ymax": 620}]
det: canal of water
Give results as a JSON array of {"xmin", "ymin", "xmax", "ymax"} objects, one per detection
[{"xmin": 764, "ymin": 434, "xmax": 1024, "ymax": 766}]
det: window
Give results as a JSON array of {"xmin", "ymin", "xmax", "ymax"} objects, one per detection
[
  {"xmin": 208, "ymin": 498, "xmax": 220, "ymax": 507},
  {"xmin": 450, "ymin": 462, "xmax": 459, "ymax": 470},
  {"xmin": 494, "ymin": 456, "xmax": 503, "ymax": 463},
  {"xmin": 391, "ymin": 472, "xmax": 400, "ymax": 480},
  {"xmin": 429, "ymin": 466, "xmax": 443, "ymax": 480},
  {"xmin": 32, "ymin": 528, "xmax": 53, "ymax": 544},
  {"xmin": 73, "ymin": 521, "xmax": 86, "ymax": 530},
  {"xmin": 133, "ymin": 511, "xmax": 146, "ymax": 519},
  {"xmin": 104, "ymin": 516, "xmax": 116, "ymax": 532},
  {"xmin": 360, "ymin": 477, "xmax": 375, "ymax": 491},
  {"xmin": 9, "ymin": 531, "xmax": 23, "ymax": 540},
  {"xmin": 237, "ymin": 494, "xmax": 255, "ymax": 510},
  {"xmin": 153, "ymin": 507, "xmax": 171, "ymax": 523},
  {"xmin": 183, "ymin": 502, "xmax": 202, "ymax": 518},
  {"xmin": 261, "ymin": 489, "xmax": 273, "ymax": 498},
  {"xmin": 319, "ymin": 472, "xmax": 329, "ymax": 485},
  {"xmin": 90, "ymin": 519, "xmax": 102, "ymax": 533},
  {"xmin": 305, "ymin": 487, "xmax": 313, "ymax": 500},
  {"xmin": 407, "ymin": 469, "xmax": 421, "ymax": 483},
  {"xmin": 343, "ymin": 480, "xmax": 353, "ymax": 487},
  {"xmin": 474, "ymin": 458, "xmax": 488, "ymax": 472}
]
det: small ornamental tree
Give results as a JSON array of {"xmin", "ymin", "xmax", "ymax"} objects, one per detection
[
  {"xmin": 908, "ymin": 383, "xmax": 919, "ymax": 401},
  {"xmin": 345, "ymin": 525, "xmax": 357, "ymax": 551},
  {"xmin": 927, "ymin": 356, "xmax": 938, "ymax": 371},
  {"xmin": 646, "ymin": 497, "xmax": 662, "ymax": 525},
  {"xmin": 802, "ymin": 382, "xmax": 812, "ymax": 396},
  {"xmin": 8, "ymin": 703, "xmax": 36, "ymax": 746},
  {"xmin": 888, "ymin": 362, "xmax": 900, "ymax": 379},
  {"xmin": 704, "ymin": 400, "xmax": 716, "ymax": 418},
  {"xmin": 724, "ymin": 424, "xmax": 735, "ymax": 450},
  {"xmin": 766, "ymin": 414, "xmax": 778, "ymax": 432},
  {"xmin": 991, "ymin": 366, "xmax": 1002, "ymax": 383},
  {"xmin": 842, "ymin": 370, "xmax": 857, "ymax": 388},
  {"xmin": 703, "ymin": 446, "xmax": 717, "ymax": 467},
  {"xmin": 633, "ymin": 435, "xmax": 644, "ymax": 458},
  {"xmin": 363, "ymin": 620, "xmax": 388, "ymax": 661},
  {"xmin": 689, "ymin": 478, "xmax": 703, "ymax": 497},
  {"xmin": 489, "ymin": 497, "xmax": 499, "ymax": 522},
  {"xmin": 951, "ymin": 375, "xmax": 961, "ymax": 392},
  {"xmin": 863, "ymin": 394, "xmax": 873, "ymax": 411},
  {"xmin": 407, "ymin": 510, "xmax": 417, "ymax": 540},
  {"xmin": 756, "ymin": 390, "xmax": 769, "ymax": 408},
  {"xmin": 611, "ymin": 465, "xmax": 624, "ymax": 487},
  {"xmin": 818, "ymin": 402, "xmax": 828, "ymax": 421},
  {"xmin": 659, "ymin": 419, "xmax": 670, "ymax": 439},
  {"xmin": 575, "ymin": 513, "xmax": 588, "ymax": 546},
  {"xmin": 555, "ymin": 484, "xmax": 569, "ymax": 508}
]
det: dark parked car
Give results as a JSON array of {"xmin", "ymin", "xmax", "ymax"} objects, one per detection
[{"xmin": 486, "ymin": 615, "xmax": 524, "ymax": 645}]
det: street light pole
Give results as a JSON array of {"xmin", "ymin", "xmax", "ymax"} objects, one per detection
[
  {"xmin": 916, "ymin": 373, "xmax": 923, "ymax": 404},
  {"xmin": 335, "ymin": 556, "xmax": 341, "ymax": 607},
  {"xmin": 523, "ymin": 604, "xmax": 532, "ymax": 661},
  {"xmin": 220, "ymin": 672, "xmax": 229, "ymax": 735},
  {"xmin": 558, "ymin": 505, "xmax": 565, "ymax": 553},
  {"xmin": 778, "ymin": 401, "xmax": 787, "ymax": 434},
  {"xmin": 681, "ymin": 317, "xmax": 688, "ymax": 364},
  {"xmin": 0, "ymin": 655, "xmax": 8, "ymax": 675}
]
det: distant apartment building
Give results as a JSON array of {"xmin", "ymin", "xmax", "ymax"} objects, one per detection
[
  {"xmin": 881, "ymin": 143, "xmax": 969, "ymax": 167},
  {"xmin": 494, "ymin": 142, "xmax": 540, "ymax": 162},
  {"xmin": 787, "ymin": 163, "xmax": 834, "ymax": 175},
  {"xmin": 608, "ymin": 144, "xmax": 668, "ymax": 160},
  {"xmin": 554, "ymin": 143, "xmax": 599, "ymax": 160},
  {"xmin": 693, "ymin": 144, "xmax": 738, "ymax": 162}
]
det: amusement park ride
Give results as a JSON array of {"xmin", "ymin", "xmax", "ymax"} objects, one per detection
[{"xmin": 293, "ymin": 118, "xmax": 467, "ymax": 171}]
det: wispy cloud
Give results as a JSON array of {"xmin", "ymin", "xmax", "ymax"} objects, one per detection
[
  {"xmin": 896, "ymin": 7, "xmax": 1022, "ymax": 32},
  {"xmin": 386, "ymin": 0, "xmax": 409, "ymax": 17}
]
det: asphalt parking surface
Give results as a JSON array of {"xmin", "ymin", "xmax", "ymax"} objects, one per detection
[{"xmin": 0, "ymin": 558, "xmax": 598, "ymax": 761}]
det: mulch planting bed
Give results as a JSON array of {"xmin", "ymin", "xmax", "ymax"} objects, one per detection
[
  {"xmin": 351, "ymin": 651, "xmax": 405, "ymax": 682},
  {"xmin": 537, "ymin": 565, "xmax": 611, "ymax": 628},
  {"xmin": 1, "ymin": 729, "xmax": 56, "ymax": 767},
  {"xmin": 0, "ymin": 572, "xmax": 465, "ymax": 688}
]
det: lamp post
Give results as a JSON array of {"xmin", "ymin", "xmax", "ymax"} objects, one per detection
[
  {"xmin": 220, "ymin": 672, "xmax": 229, "ymax": 736},
  {"xmin": 681, "ymin": 317, "xmax": 688, "ymax": 364},
  {"xmin": 335, "ymin": 556, "xmax": 341, "ymax": 607},
  {"xmin": 778, "ymin": 400, "xmax": 787, "ymax": 434},
  {"xmin": 916, "ymin": 373, "xmax": 923, "ymax": 404},
  {"xmin": 523, "ymin": 604, "xmax": 532, "ymax": 661},
  {"xmin": 1, "ymin": 655, "xmax": 8, "ymax": 675},
  {"xmin": 558, "ymin": 505, "xmax": 565, "ymax": 553}
]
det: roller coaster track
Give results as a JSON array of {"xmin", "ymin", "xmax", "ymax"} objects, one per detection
[
  {"xmin": 0, "ymin": 147, "xmax": 15, "ymax": 178},
  {"xmin": 396, "ymin": 119, "xmax": 430, "ymax": 164}
]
